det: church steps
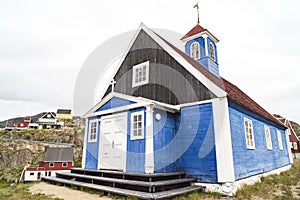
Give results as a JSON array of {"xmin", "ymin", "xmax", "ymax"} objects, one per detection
[{"xmin": 42, "ymin": 169, "xmax": 205, "ymax": 199}]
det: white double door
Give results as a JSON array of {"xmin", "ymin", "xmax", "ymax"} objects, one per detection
[{"xmin": 98, "ymin": 112, "xmax": 127, "ymax": 171}]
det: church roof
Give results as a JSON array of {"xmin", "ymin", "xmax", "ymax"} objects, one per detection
[
  {"xmin": 180, "ymin": 24, "xmax": 219, "ymax": 42},
  {"xmin": 158, "ymin": 32, "xmax": 285, "ymax": 128}
]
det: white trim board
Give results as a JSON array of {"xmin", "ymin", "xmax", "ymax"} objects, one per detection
[
  {"xmin": 212, "ymin": 97, "xmax": 235, "ymax": 182},
  {"xmin": 84, "ymin": 92, "xmax": 179, "ymax": 118}
]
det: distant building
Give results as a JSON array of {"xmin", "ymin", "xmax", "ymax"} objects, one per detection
[
  {"xmin": 56, "ymin": 109, "xmax": 73, "ymax": 120},
  {"xmin": 276, "ymin": 117, "xmax": 300, "ymax": 158},
  {"xmin": 20, "ymin": 147, "xmax": 73, "ymax": 182},
  {"xmin": 37, "ymin": 112, "xmax": 63, "ymax": 129}
]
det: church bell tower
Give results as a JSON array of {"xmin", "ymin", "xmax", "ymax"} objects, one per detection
[{"xmin": 181, "ymin": 4, "xmax": 220, "ymax": 76}]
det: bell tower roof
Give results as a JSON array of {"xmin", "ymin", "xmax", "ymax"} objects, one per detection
[{"xmin": 181, "ymin": 24, "xmax": 219, "ymax": 43}]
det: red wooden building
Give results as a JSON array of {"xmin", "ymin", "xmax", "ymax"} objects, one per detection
[{"xmin": 20, "ymin": 147, "xmax": 73, "ymax": 182}]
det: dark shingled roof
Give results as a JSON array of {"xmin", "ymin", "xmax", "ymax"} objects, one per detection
[
  {"xmin": 156, "ymin": 31, "xmax": 285, "ymax": 128},
  {"xmin": 41, "ymin": 147, "xmax": 73, "ymax": 162},
  {"xmin": 57, "ymin": 109, "xmax": 72, "ymax": 114}
]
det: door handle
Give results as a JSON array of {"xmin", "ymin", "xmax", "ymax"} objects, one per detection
[{"xmin": 112, "ymin": 141, "xmax": 114, "ymax": 148}]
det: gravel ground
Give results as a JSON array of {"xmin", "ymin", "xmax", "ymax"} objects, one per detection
[{"xmin": 29, "ymin": 182, "xmax": 112, "ymax": 200}]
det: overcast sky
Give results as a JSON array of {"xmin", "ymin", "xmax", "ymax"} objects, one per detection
[{"xmin": 0, "ymin": 0, "xmax": 300, "ymax": 123}]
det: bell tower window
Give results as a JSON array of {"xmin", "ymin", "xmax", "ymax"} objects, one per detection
[
  {"xmin": 190, "ymin": 42, "xmax": 200, "ymax": 60},
  {"xmin": 209, "ymin": 43, "xmax": 215, "ymax": 61}
]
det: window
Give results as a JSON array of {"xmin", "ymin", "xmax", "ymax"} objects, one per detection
[
  {"xmin": 30, "ymin": 172, "xmax": 34, "ymax": 176},
  {"xmin": 209, "ymin": 43, "xmax": 215, "ymax": 61},
  {"xmin": 62, "ymin": 162, "xmax": 68, "ymax": 167},
  {"xmin": 49, "ymin": 162, "xmax": 54, "ymax": 167},
  {"xmin": 88, "ymin": 119, "xmax": 98, "ymax": 142},
  {"xmin": 244, "ymin": 118, "xmax": 255, "ymax": 149},
  {"xmin": 190, "ymin": 42, "xmax": 200, "ymax": 60},
  {"xmin": 132, "ymin": 61, "xmax": 149, "ymax": 87},
  {"xmin": 294, "ymin": 142, "xmax": 298, "ymax": 150},
  {"xmin": 48, "ymin": 172, "xmax": 51, "ymax": 176},
  {"xmin": 264, "ymin": 126, "xmax": 272, "ymax": 150},
  {"xmin": 277, "ymin": 130, "xmax": 284, "ymax": 150},
  {"xmin": 131, "ymin": 111, "xmax": 144, "ymax": 140}
]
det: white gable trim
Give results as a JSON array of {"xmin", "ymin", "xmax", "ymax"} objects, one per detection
[
  {"xmin": 140, "ymin": 24, "xmax": 226, "ymax": 98},
  {"xmin": 83, "ymin": 92, "xmax": 179, "ymax": 118},
  {"xmin": 40, "ymin": 112, "xmax": 56, "ymax": 119},
  {"xmin": 181, "ymin": 30, "xmax": 219, "ymax": 43},
  {"xmin": 97, "ymin": 23, "xmax": 226, "ymax": 101},
  {"xmin": 86, "ymin": 102, "xmax": 151, "ymax": 118},
  {"xmin": 212, "ymin": 97, "xmax": 235, "ymax": 182}
]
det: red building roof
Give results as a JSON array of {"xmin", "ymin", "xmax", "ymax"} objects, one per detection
[{"xmin": 180, "ymin": 24, "xmax": 219, "ymax": 42}]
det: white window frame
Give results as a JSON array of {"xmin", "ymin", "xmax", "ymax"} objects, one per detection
[
  {"xmin": 244, "ymin": 118, "xmax": 255, "ymax": 149},
  {"xmin": 132, "ymin": 61, "xmax": 149, "ymax": 88},
  {"xmin": 49, "ymin": 162, "xmax": 54, "ymax": 168},
  {"xmin": 277, "ymin": 130, "xmax": 284, "ymax": 150},
  {"xmin": 190, "ymin": 42, "xmax": 200, "ymax": 60},
  {"xmin": 294, "ymin": 142, "xmax": 298, "ymax": 150},
  {"xmin": 209, "ymin": 42, "xmax": 216, "ymax": 61},
  {"xmin": 264, "ymin": 125, "xmax": 272, "ymax": 150},
  {"xmin": 130, "ymin": 111, "xmax": 144, "ymax": 140},
  {"xmin": 88, "ymin": 119, "xmax": 98, "ymax": 143},
  {"xmin": 62, "ymin": 162, "xmax": 68, "ymax": 167}
]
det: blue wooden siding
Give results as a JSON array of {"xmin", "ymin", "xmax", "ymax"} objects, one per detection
[
  {"xmin": 228, "ymin": 101, "xmax": 290, "ymax": 180},
  {"xmin": 185, "ymin": 37, "xmax": 205, "ymax": 59},
  {"xmin": 126, "ymin": 108, "xmax": 146, "ymax": 173},
  {"xmin": 96, "ymin": 97, "xmax": 135, "ymax": 112},
  {"xmin": 153, "ymin": 109, "xmax": 177, "ymax": 173},
  {"xmin": 175, "ymin": 103, "xmax": 217, "ymax": 183},
  {"xmin": 85, "ymin": 117, "xmax": 100, "ymax": 169}
]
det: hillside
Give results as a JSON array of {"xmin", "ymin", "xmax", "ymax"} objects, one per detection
[{"xmin": 0, "ymin": 127, "xmax": 84, "ymax": 182}]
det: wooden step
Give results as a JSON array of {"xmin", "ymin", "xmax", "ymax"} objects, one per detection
[
  {"xmin": 153, "ymin": 186, "xmax": 204, "ymax": 199},
  {"xmin": 56, "ymin": 172, "xmax": 195, "ymax": 192},
  {"xmin": 42, "ymin": 176, "xmax": 204, "ymax": 199},
  {"xmin": 71, "ymin": 168, "xmax": 185, "ymax": 181}
]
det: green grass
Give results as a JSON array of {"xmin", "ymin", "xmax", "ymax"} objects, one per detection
[
  {"xmin": 0, "ymin": 167, "xmax": 24, "ymax": 183},
  {"xmin": 0, "ymin": 182, "xmax": 63, "ymax": 200},
  {"xmin": 236, "ymin": 159, "xmax": 300, "ymax": 200}
]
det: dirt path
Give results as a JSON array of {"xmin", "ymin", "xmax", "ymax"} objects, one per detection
[{"xmin": 29, "ymin": 182, "xmax": 112, "ymax": 200}]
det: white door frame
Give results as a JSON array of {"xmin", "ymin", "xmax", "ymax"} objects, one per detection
[{"xmin": 98, "ymin": 112, "xmax": 128, "ymax": 171}]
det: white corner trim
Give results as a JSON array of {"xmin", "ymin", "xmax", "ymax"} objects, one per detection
[
  {"xmin": 81, "ymin": 120, "xmax": 88, "ymax": 169},
  {"xmin": 85, "ymin": 102, "xmax": 151, "ymax": 118},
  {"xmin": 285, "ymin": 129, "xmax": 294, "ymax": 164},
  {"xmin": 212, "ymin": 97, "xmax": 235, "ymax": 182},
  {"xmin": 145, "ymin": 106, "xmax": 154, "ymax": 173}
]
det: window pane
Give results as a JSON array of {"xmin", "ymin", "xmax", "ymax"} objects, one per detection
[
  {"xmin": 138, "ymin": 122, "xmax": 142, "ymax": 128},
  {"xmin": 138, "ymin": 115, "xmax": 142, "ymax": 121}
]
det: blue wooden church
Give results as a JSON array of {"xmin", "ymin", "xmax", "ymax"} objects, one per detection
[{"xmin": 81, "ymin": 20, "xmax": 293, "ymax": 193}]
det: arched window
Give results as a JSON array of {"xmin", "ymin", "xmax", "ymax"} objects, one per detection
[
  {"xmin": 190, "ymin": 42, "xmax": 200, "ymax": 60},
  {"xmin": 209, "ymin": 43, "xmax": 215, "ymax": 61}
]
